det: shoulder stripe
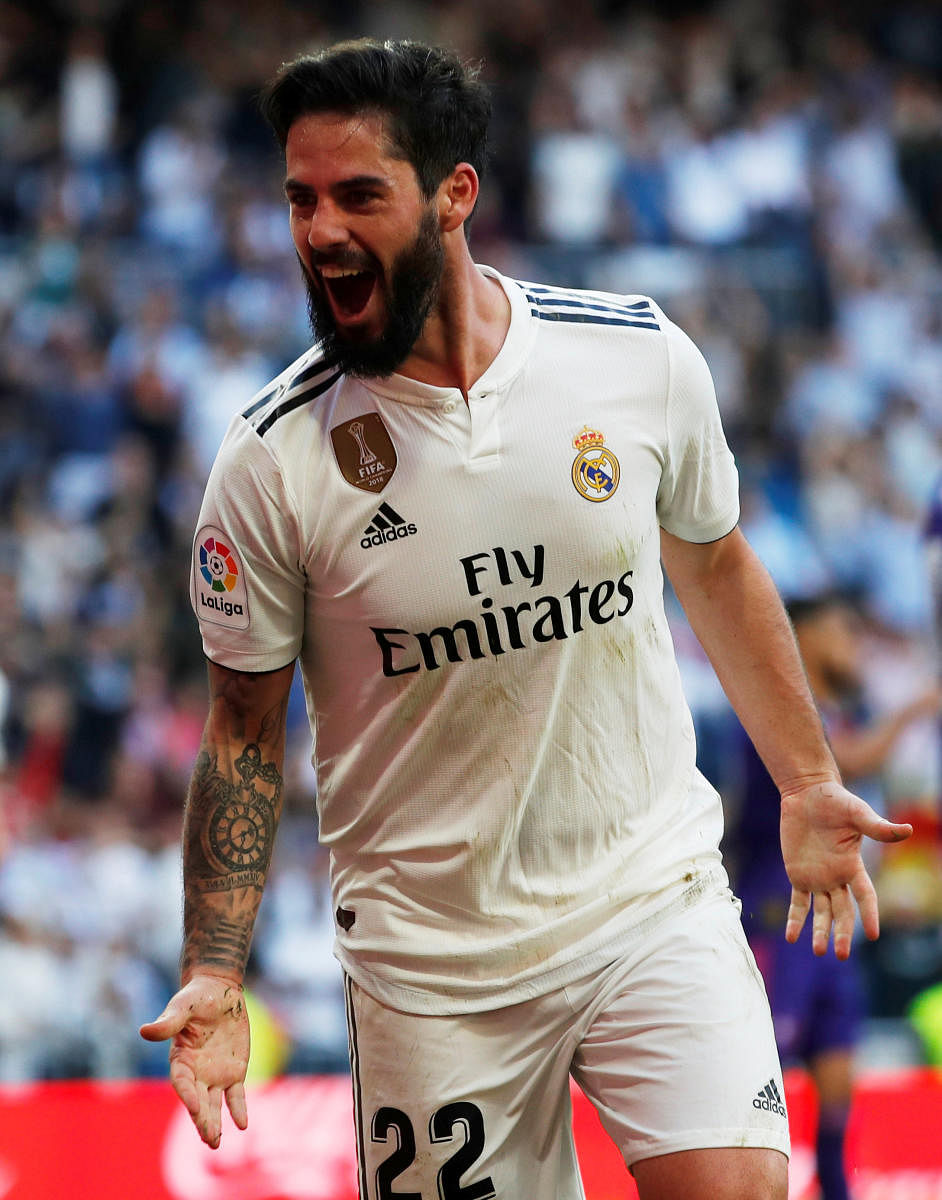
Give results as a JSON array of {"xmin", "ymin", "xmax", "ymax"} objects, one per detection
[
  {"xmin": 241, "ymin": 387, "xmax": 278, "ymax": 420},
  {"xmin": 529, "ymin": 295, "xmax": 659, "ymax": 320},
  {"xmin": 241, "ymin": 347, "xmax": 338, "ymax": 420},
  {"xmin": 530, "ymin": 309, "xmax": 661, "ymax": 330},
  {"xmin": 292, "ymin": 354, "xmax": 341, "ymax": 390},
  {"xmin": 524, "ymin": 282, "xmax": 653, "ymax": 311},
  {"xmin": 241, "ymin": 349, "xmax": 342, "ymax": 437},
  {"xmin": 520, "ymin": 282, "xmax": 661, "ymax": 330},
  {"xmin": 255, "ymin": 367, "xmax": 343, "ymax": 438}
]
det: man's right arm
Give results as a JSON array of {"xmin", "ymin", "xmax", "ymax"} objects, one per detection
[
  {"xmin": 181, "ymin": 658, "xmax": 295, "ymax": 982},
  {"xmin": 141, "ymin": 657, "xmax": 296, "ymax": 1148}
]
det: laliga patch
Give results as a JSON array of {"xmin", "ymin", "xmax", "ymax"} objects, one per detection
[
  {"xmin": 571, "ymin": 425, "xmax": 620, "ymax": 502},
  {"xmin": 330, "ymin": 412, "xmax": 397, "ymax": 493},
  {"xmin": 193, "ymin": 526, "xmax": 250, "ymax": 629}
]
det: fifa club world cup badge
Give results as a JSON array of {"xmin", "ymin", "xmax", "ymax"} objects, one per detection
[
  {"xmin": 330, "ymin": 412, "xmax": 398, "ymax": 493},
  {"xmin": 571, "ymin": 426, "xmax": 620, "ymax": 502}
]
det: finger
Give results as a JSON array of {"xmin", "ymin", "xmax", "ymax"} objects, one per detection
[
  {"xmin": 225, "ymin": 1081, "xmax": 249, "ymax": 1131},
  {"xmin": 852, "ymin": 804, "xmax": 913, "ymax": 844},
  {"xmin": 868, "ymin": 816, "xmax": 912, "ymax": 844},
  {"xmin": 850, "ymin": 867, "xmax": 880, "ymax": 942},
  {"xmin": 205, "ymin": 1085, "xmax": 224, "ymax": 1149},
  {"xmin": 193, "ymin": 1078, "xmax": 212, "ymax": 1145},
  {"xmin": 829, "ymin": 885, "xmax": 855, "ymax": 960},
  {"xmin": 191, "ymin": 1079, "xmax": 221, "ymax": 1149},
  {"xmin": 811, "ymin": 892, "xmax": 832, "ymax": 957},
  {"xmin": 168, "ymin": 1060, "xmax": 201, "ymax": 1121},
  {"xmin": 786, "ymin": 888, "xmax": 811, "ymax": 943},
  {"xmin": 139, "ymin": 1005, "xmax": 189, "ymax": 1042}
]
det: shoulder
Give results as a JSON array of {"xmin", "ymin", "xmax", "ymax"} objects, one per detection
[
  {"xmin": 206, "ymin": 344, "xmax": 343, "ymax": 490},
  {"xmin": 510, "ymin": 277, "xmax": 664, "ymax": 334},
  {"xmin": 507, "ymin": 276, "xmax": 712, "ymax": 401},
  {"xmin": 239, "ymin": 344, "xmax": 344, "ymax": 442}
]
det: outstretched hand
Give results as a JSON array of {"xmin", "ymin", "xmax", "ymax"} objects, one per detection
[
  {"xmin": 780, "ymin": 779, "xmax": 912, "ymax": 960},
  {"xmin": 140, "ymin": 974, "xmax": 250, "ymax": 1148}
]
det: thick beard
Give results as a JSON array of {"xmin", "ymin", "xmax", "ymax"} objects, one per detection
[{"xmin": 303, "ymin": 206, "xmax": 444, "ymax": 379}]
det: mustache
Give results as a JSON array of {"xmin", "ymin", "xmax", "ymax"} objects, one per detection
[{"xmin": 309, "ymin": 249, "xmax": 378, "ymax": 273}]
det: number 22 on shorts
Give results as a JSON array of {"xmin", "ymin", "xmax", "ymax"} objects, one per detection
[{"xmin": 371, "ymin": 1100, "xmax": 496, "ymax": 1200}]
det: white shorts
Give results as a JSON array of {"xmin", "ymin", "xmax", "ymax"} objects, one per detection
[{"xmin": 344, "ymin": 888, "xmax": 789, "ymax": 1199}]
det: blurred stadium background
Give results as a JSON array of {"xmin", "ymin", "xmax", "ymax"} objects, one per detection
[{"xmin": 1, "ymin": 0, "xmax": 941, "ymax": 1188}]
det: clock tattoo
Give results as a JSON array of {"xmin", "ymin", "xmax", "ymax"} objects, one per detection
[
  {"xmin": 208, "ymin": 799, "xmax": 272, "ymax": 869},
  {"xmin": 205, "ymin": 741, "xmax": 281, "ymax": 874}
]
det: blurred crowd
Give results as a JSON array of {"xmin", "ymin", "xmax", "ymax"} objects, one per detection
[{"xmin": 1, "ymin": 0, "xmax": 941, "ymax": 1082}]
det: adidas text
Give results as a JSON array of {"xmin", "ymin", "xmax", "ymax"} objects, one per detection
[
  {"xmin": 753, "ymin": 1080, "xmax": 787, "ymax": 1118},
  {"xmin": 361, "ymin": 522, "xmax": 417, "ymax": 549}
]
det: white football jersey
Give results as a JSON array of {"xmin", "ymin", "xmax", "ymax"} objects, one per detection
[{"xmin": 191, "ymin": 268, "xmax": 740, "ymax": 1013}]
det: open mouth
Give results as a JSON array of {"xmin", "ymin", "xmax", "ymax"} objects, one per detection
[{"xmin": 319, "ymin": 266, "xmax": 377, "ymax": 319}]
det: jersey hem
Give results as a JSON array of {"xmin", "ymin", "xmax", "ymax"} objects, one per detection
[
  {"xmin": 202, "ymin": 645, "xmax": 299, "ymax": 673},
  {"xmin": 334, "ymin": 865, "xmax": 730, "ymax": 1016},
  {"xmin": 659, "ymin": 507, "xmax": 739, "ymax": 545}
]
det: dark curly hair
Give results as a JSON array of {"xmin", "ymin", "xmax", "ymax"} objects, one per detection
[{"xmin": 258, "ymin": 38, "xmax": 491, "ymax": 201}]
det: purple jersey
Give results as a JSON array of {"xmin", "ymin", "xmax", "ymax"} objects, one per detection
[
  {"xmin": 926, "ymin": 473, "xmax": 942, "ymax": 541},
  {"xmin": 731, "ymin": 723, "xmax": 865, "ymax": 1064},
  {"xmin": 926, "ymin": 472, "xmax": 942, "ymax": 668}
]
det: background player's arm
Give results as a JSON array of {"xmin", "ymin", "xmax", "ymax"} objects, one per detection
[
  {"xmin": 141, "ymin": 658, "xmax": 296, "ymax": 1147},
  {"xmin": 661, "ymin": 525, "xmax": 836, "ymax": 787},
  {"xmin": 660, "ymin": 525, "xmax": 912, "ymax": 958},
  {"xmin": 828, "ymin": 688, "xmax": 941, "ymax": 781}
]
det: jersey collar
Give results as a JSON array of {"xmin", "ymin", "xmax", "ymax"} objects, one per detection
[{"xmin": 355, "ymin": 265, "xmax": 536, "ymax": 407}]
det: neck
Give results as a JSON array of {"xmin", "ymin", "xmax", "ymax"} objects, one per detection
[{"xmin": 395, "ymin": 242, "xmax": 510, "ymax": 396}]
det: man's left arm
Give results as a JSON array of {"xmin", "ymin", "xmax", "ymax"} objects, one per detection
[{"xmin": 661, "ymin": 525, "xmax": 912, "ymax": 959}]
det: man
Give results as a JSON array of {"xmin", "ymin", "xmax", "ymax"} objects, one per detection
[
  {"xmin": 731, "ymin": 593, "xmax": 939, "ymax": 1200},
  {"xmin": 140, "ymin": 40, "xmax": 912, "ymax": 1200},
  {"xmin": 927, "ymin": 472, "xmax": 942, "ymax": 681}
]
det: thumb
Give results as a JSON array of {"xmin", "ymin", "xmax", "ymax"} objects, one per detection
[
  {"xmin": 859, "ymin": 810, "xmax": 913, "ymax": 844},
  {"xmin": 139, "ymin": 1002, "xmax": 189, "ymax": 1043}
]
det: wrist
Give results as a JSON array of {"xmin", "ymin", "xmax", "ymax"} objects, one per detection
[
  {"xmin": 180, "ymin": 965, "xmax": 245, "ymax": 989},
  {"xmin": 777, "ymin": 768, "xmax": 842, "ymax": 800}
]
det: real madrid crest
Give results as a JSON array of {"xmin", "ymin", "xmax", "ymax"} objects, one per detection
[{"xmin": 571, "ymin": 426, "xmax": 620, "ymax": 502}]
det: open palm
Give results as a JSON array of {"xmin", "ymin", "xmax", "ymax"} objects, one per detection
[
  {"xmin": 780, "ymin": 779, "xmax": 912, "ymax": 960},
  {"xmin": 140, "ymin": 974, "xmax": 251, "ymax": 1148}
]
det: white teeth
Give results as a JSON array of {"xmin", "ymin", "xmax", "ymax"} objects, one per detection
[{"xmin": 319, "ymin": 266, "xmax": 366, "ymax": 278}]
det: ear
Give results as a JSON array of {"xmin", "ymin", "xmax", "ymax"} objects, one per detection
[{"xmin": 438, "ymin": 163, "xmax": 479, "ymax": 233}]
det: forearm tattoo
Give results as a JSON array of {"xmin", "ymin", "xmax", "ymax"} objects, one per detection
[
  {"xmin": 182, "ymin": 691, "xmax": 287, "ymax": 977},
  {"xmin": 195, "ymin": 743, "xmax": 280, "ymax": 883}
]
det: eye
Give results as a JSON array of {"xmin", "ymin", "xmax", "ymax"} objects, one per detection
[
  {"xmin": 345, "ymin": 189, "xmax": 381, "ymax": 209},
  {"xmin": 287, "ymin": 191, "xmax": 315, "ymax": 214}
]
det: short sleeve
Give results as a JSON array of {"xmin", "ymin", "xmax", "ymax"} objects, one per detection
[
  {"xmin": 656, "ymin": 316, "xmax": 740, "ymax": 543},
  {"xmin": 190, "ymin": 414, "xmax": 305, "ymax": 671}
]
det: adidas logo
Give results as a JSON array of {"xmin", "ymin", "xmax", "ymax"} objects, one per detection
[
  {"xmin": 752, "ymin": 1079, "xmax": 787, "ymax": 1117},
  {"xmin": 360, "ymin": 502, "xmax": 418, "ymax": 549}
]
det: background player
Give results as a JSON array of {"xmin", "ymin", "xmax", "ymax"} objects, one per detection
[
  {"xmin": 141, "ymin": 39, "xmax": 913, "ymax": 1200},
  {"xmin": 927, "ymin": 473, "xmax": 942, "ymax": 691},
  {"xmin": 731, "ymin": 592, "xmax": 940, "ymax": 1200}
]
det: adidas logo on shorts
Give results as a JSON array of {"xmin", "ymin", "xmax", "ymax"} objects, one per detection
[
  {"xmin": 361, "ymin": 502, "xmax": 418, "ymax": 549},
  {"xmin": 753, "ymin": 1079, "xmax": 787, "ymax": 1118}
]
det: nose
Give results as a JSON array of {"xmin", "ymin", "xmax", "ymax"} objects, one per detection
[{"xmin": 306, "ymin": 198, "xmax": 348, "ymax": 252}]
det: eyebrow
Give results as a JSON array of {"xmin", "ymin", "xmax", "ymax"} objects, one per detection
[{"xmin": 283, "ymin": 173, "xmax": 392, "ymax": 197}]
